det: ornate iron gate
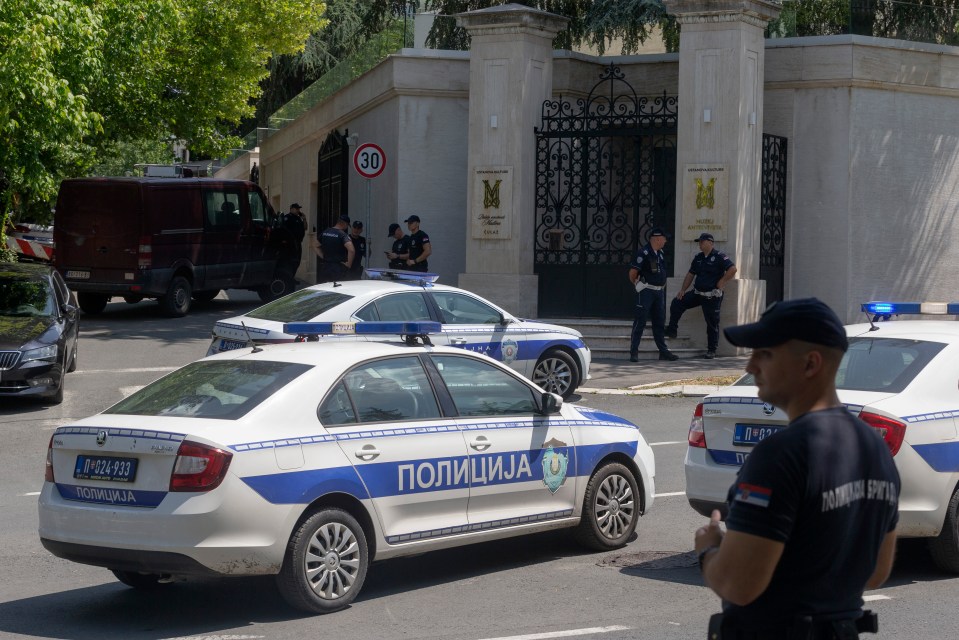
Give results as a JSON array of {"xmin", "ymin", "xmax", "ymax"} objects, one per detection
[
  {"xmin": 534, "ymin": 64, "xmax": 678, "ymax": 318},
  {"xmin": 317, "ymin": 130, "xmax": 350, "ymax": 282},
  {"xmin": 760, "ymin": 134, "xmax": 787, "ymax": 304}
]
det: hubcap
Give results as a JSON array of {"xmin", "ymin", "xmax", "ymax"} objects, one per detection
[
  {"xmin": 533, "ymin": 357, "xmax": 572, "ymax": 395},
  {"xmin": 304, "ymin": 522, "xmax": 361, "ymax": 600},
  {"xmin": 594, "ymin": 474, "xmax": 635, "ymax": 540}
]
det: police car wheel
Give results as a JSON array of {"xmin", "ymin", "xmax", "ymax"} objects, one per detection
[
  {"xmin": 111, "ymin": 570, "xmax": 169, "ymax": 590},
  {"xmin": 277, "ymin": 508, "xmax": 369, "ymax": 613},
  {"xmin": 532, "ymin": 349, "xmax": 578, "ymax": 399},
  {"xmin": 929, "ymin": 486, "xmax": 959, "ymax": 573},
  {"xmin": 258, "ymin": 271, "xmax": 295, "ymax": 302},
  {"xmin": 573, "ymin": 462, "xmax": 640, "ymax": 551}
]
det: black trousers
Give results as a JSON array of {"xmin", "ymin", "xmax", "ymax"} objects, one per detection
[
  {"xmin": 668, "ymin": 291, "xmax": 723, "ymax": 352},
  {"xmin": 630, "ymin": 287, "xmax": 669, "ymax": 355}
]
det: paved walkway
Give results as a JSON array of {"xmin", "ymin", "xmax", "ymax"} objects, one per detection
[{"xmin": 579, "ymin": 355, "xmax": 750, "ymax": 396}]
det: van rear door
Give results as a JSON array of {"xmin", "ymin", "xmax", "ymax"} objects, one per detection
[{"xmin": 54, "ymin": 179, "xmax": 142, "ymax": 280}]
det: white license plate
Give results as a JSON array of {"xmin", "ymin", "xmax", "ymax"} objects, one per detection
[
  {"xmin": 219, "ymin": 338, "xmax": 250, "ymax": 352},
  {"xmin": 66, "ymin": 270, "xmax": 90, "ymax": 280}
]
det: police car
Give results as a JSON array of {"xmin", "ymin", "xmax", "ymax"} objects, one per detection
[
  {"xmin": 39, "ymin": 322, "xmax": 654, "ymax": 614},
  {"xmin": 685, "ymin": 301, "xmax": 959, "ymax": 572},
  {"xmin": 206, "ymin": 269, "xmax": 590, "ymax": 399}
]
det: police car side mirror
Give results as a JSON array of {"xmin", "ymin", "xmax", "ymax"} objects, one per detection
[
  {"xmin": 538, "ymin": 391, "xmax": 563, "ymax": 415},
  {"xmin": 499, "ymin": 314, "xmax": 511, "ymax": 326}
]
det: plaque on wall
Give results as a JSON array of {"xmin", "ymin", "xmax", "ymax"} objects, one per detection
[
  {"xmin": 472, "ymin": 166, "xmax": 513, "ymax": 240},
  {"xmin": 681, "ymin": 163, "xmax": 727, "ymax": 241}
]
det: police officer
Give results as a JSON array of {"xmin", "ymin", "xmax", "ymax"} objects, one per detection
[
  {"xmin": 694, "ymin": 298, "xmax": 899, "ymax": 640},
  {"xmin": 665, "ymin": 232, "xmax": 737, "ymax": 359},
  {"xmin": 347, "ymin": 220, "xmax": 367, "ymax": 280},
  {"xmin": 277, "ymin": 203, "xmax": 307, "ymax": 276},
  {"xmin": 385, "ymin": 223, "xmax": 409, "ymax": 270},
  {"xmin": 312, "ymin": 214, "xmax": 355, "ymax": 283},
  {"xmin": 403, "ymin": 215, "xmax": 431, "ymax": 272},
  {"xmin": 627, "ymin": 228, "xmax": 678, "ymax": 362}
]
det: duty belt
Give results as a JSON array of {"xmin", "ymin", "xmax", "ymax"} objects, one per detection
[
  {"xmin": 695, "ymin": 288, "xmax": 723, "ymax": 298},
  {"xmin": 636, "ymin": 282, "xmax": 665, "ymax": 292}
]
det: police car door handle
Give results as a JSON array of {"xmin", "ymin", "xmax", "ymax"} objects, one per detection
[
  {"xmin": 354, "ymin": 445, "xmax": 381, "ymax": 461},
  {"xmin": 450, "ymin": 338, "xmax": 467, "ymax": 345},
  {"xmin": 470, "ymin": 436, "xmax": 491, "ymax": 451}
]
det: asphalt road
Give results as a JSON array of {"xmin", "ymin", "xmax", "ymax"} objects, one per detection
[{"xmin": 0, "ymin": 292, "xmax": 957, "ymax": 640}]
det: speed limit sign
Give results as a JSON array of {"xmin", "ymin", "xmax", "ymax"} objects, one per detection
[{"xmin": 352, "ymin": 143, "xmax": 386, "ymax": 179}]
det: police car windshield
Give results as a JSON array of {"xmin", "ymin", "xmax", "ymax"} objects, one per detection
[
  {"xmin": 733, "ymin": 336, "xmax": 946, "ymax": 393},
  {"xmin": 247, "ymin": 289, "xmax": 353, "ymax": 322},
  {"xmin": 105, "ymin": 360, "xmax": 312, "ymax": 420}
]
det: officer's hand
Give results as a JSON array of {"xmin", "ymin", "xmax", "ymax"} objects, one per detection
[
  {"xmin": 694, "ymin": 509, "xmax": 725, "ymax": 551},
  {"xmin": 713, "ymin": 288, "xmax": 724, "ymax": 298},
  {"xmin": 676, "ymin": 290, "xmax": 686, "ymax": 300}
]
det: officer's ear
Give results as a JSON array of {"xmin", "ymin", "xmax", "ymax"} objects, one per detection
[{"xmin": 803, "ymin": 348, "xmax": 825, "ymax": 378}]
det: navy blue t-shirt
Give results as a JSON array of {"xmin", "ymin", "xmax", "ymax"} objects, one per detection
[
  {"xmin": 628, "ymin": 243, "xmax": 667, "ymax": 287},
  {"xmin": 319, "ymin": 227, "xmax": 351, "ymax": 264},
  {"xmin": 723, "ymin": 407, "xmax": 900, "ymax": 628},
  {"xmin": 690, "ymin": 249, "xmax": 734, "ymax": 291}
]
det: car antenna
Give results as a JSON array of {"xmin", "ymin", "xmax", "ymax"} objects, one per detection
[{"xmin": 240, "ymin": 321, "xmax": 263, "ymax": 353}]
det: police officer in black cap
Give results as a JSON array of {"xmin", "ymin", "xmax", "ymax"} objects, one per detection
[
  {"xmin": 312, "ymin": 214, "xmax": 355, "ymax": 283},
  {"xmin": 694, "ymin": 298, "xmax": 899, "ymax": 640},
  {"xmin": 385, "ymin": 223, "xmax": 409, "ymax": 270},
  {"xmin": 403, "ymin": 215, "xmax": 431, "ymax": 272},
  {"xmin": 665, "ymin": 232, "xmax": 737, "ymax": 358},
  {"xmin": 627, "ymin": 227, "xmax": 678, "ymax": 362},
  {"xmin": 347, "ymin": 220, "xmax": 367, "ymax": 280}
]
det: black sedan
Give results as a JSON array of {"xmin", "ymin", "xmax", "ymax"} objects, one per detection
[{"xmin": 0, "ymin": 262, "xmax": 79, "ymax": 404}]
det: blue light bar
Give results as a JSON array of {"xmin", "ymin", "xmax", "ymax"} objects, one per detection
[
  {"xmin": 862, "ymin": 302, "xmax": 959, "ymax": 315},
  {"xmin": 364, "ymin": 268, "xmax": 439, "ymax": 285},
  {"xmin": 283, "ymin": 321, "xmax": 442, "ymax": 336}
]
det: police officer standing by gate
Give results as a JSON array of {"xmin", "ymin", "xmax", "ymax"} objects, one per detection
[
  {"xmin": 312, "ymin": 214, "xmax": 355, "ymax": 283},
  {"xmin": 694, "ymin": 298, "xmax": 899, "ymax": 640},
  {"xmin": 627, "ymin": 228, "xmax": 678, "ymax": 362},
  {"xmin": 386, "ymin": 223, "xmax": 409, "ymax": 270},
  {"xmin": 665, "ymin": 232, "xmax": 737, "ymax": 358}
]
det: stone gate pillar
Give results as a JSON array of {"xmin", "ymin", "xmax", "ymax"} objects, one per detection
[
  {"xmin": 664, "ymin": 0, "xmax": 781, "ymax": 355},
  {"xmin": 455, "ymin": 5, "xmax": 568, "ymax": 318}
]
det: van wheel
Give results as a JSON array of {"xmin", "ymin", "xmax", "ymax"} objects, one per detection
[
  {"xmin": 192, "ymin": 290, "xmax": 220, "ymax": 303},
  {"xmin": 258, "ymin": 271, "xmax": 295, "ymax": 302},
  {"xmin": 929, "ymin": 485, "xmax": 959, "ymax": 573},
  {"xmin": 77, "ymin": 293, "xmax": 109, "ymax": 315},
  {"xmin": 160, "ymin": 277, "xmax": 192, "ymax": 317}
]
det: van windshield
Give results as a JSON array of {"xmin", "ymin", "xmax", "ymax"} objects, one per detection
[{"xmin": 247, "ymin": 289, "xmax": 353, "ymax": 322}]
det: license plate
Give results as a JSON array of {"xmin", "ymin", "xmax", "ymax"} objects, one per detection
[
  {"xmin": 733, "ymin": 424, "xmax": 782, "ymax": 447},
  {"xmin": 65, "ymin": 270, "xmax": 90, "ymax": 280},
  {"xmin": 74, "ymin": 455, "xmax": 138, "ymax": 482},
  {"xmin": 218, "ymin": 338, "xmax": 250, "ymax": 352}
]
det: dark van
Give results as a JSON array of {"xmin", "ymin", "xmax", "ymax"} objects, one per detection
[{"xmin": 54, "ymin": 178, "xmax": 297, "ymax": 316}]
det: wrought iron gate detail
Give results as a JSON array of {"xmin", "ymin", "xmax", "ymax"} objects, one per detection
[
  {"xmin": 534, "ymin": 64, "xmax": 678, "ymax": 318},
  {"xmin": 760, "ymin": 134, "xmax": 787, "ymax": 304}
]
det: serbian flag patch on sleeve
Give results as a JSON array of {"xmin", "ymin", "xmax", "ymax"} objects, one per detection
[{"xmin": 735, "ymin": 483, "xmax": 772, "ymax": 508}]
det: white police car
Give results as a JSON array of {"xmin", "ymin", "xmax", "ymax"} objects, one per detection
[
  {"xmin": 40, "ymin": 322, "xmax": 654, "ymax": 613},
  {"xmin": 685, "ymin": 301, "xmax": 959, "ymax": 572},
  {"xmin": 205, "ymin": 269, "xmax": 590, "ymax": 399}
]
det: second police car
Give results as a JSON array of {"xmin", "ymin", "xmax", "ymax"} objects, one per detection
[
  {"xmin": 39, "ymin": 322, "xmax": 654, "ymax": 613},
  {"xmin": 685, "ymin": 302, "xmax": 959, "ymax": 573},
  {"xmin": 206, "ymin": 270, "xmax": 590, "ymax": 399}
]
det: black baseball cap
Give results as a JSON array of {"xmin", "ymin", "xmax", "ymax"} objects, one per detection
[
  {"xmin": 352, "ymin": 220, "xmax": 363, "ymax": 229},
  {"xmin": 649, "ymin": 227, "xmax": 670, "ymax": 238},
  {"xmin": 404, "ymin": 215, "xmax": 420, "ymax": 223},
  {"xmin": 724, "ymin": 298, "xmax": 849, "ymax": 352},
  {"xmin": 290, "ymin": 203, "xmax": 302, "ymax": 209},
  {"xmin": 696, "ymin": 232, "xmax": 714, "ymax": 242},
  {"xmin": 387, "ymin": 223, "xmax": 401, "ymax": 237},
  {"xmin": 338, "ymin": 214, "xmax": 351, "ymax": 224}
]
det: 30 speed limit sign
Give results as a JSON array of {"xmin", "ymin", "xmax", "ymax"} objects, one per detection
[{"xmin": 352, "ymin": 143, "xmax": 386, "ymax": 179}]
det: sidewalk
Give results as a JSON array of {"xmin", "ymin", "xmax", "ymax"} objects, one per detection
[{"xmin": 578, "ymin": 355, "xmax": 750, "ymax": 397}]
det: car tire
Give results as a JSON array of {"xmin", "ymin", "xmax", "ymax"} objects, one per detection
[
  {"xmin": 111, "ymin": 570, "xmax": 169, "ymax": 590},
  {"xmin": 929, "ymin": 485, "xmax": 959, "ymax": 573},
  {"xmin": 160, "ymin": 276, "xmax": 192, "ymax": 317},
  {"xmin": 44, "ymin": 369, "xmax": 65, "ymax": 405},
  {"xmin": 573, "ymin": 461, "xmax": 640, "ymax": 551},
  {"xmin": 122, "ymin": 295, "xmax": 143, "ymax": 304},
  {"xmin": 67, "ymin": 343, "xmax": 77, "ymax": 373},
  {"xmin": 77, "ymin": 293, "xmax": 108, "ymax": 315},
  {"xmin": 532, "ymin": 349, "xmax": 579, "ymax": 399},
  {"xmin": 258, "ymin": 271, "xmax": 295, "ymax": 303},
  {"xmin": 192, "ymin": 289, "xmax": 220, "ymax": 303},
  {"xmin": 276, "ymin": 508, "xmax": 369, "ymax": 614}
]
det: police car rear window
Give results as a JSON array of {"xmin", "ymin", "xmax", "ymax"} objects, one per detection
[
  {"xmin": 733, "ymin": 337, "xmax": 945, "ymax": 393},
  {"xmin": 105, "ymin": 360, "xmax": 312, "ymax": 420},
  {"xmin": 247, "ymin": 289, "xmax": 352, "ymax": 322}
]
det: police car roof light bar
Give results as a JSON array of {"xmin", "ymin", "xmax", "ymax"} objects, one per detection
[
  {"xmin": 283, "ymin": 321, "xmax": 442, "ymax": 345},
  {"xmin": 364, "ymin": 268, "xmax": 440, "ymax": 287},
  {"xmin": 861, "ymin": 301, "xmax": 959, "ymax": 327}
]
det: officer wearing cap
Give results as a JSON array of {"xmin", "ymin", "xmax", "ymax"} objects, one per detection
[
  {"xmin": 403, "ymin": 215, "xmax": 431, "ymax": 272},
  {"xmin": 277, "ymin": 203, "xmax": 307, "ymax": 277},
  {"xmin": 627, "ymin": 227, "xmax": 678, "ymax": 362},
  {"xmin": 347, "ymin": 220, "xmax": 367, "ymax": 280},
  {"xmin": 312, "ymin": 214, "xmax": 355, "ymax": 283},
  {"xmin": 665, "ymin": 232, "xmax": 737, "ymax": 358},
  {"xmin": 694, "ymin": 298, "xmax": 899, "ymax": 640},
  {"xmin": 386, "ymin": 223, "xmax": 409, "ymax": 270}
]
